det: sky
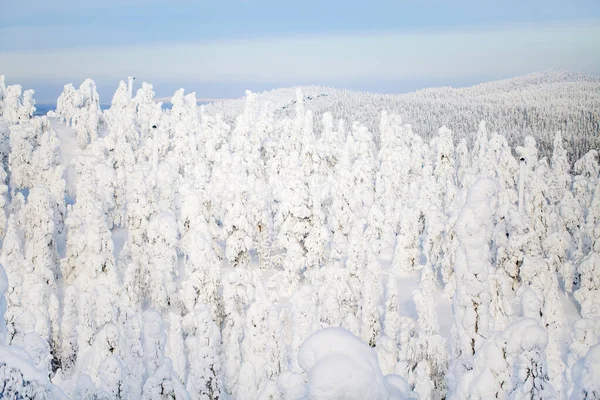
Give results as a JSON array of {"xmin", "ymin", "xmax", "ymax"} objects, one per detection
[{"xmin": 1, "ymin": 0, "xmax": 600, "ymax": 102}]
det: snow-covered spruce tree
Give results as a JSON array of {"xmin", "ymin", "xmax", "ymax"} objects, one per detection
[
  {"xmin": 382, "ymin": 275, "xmax": 401, "ymax": 347},
  {"xmin": 154, "ymin": 154, "xmax": 181, "ymax": 214},
  {"xmin": 275, "ymin": 150, "xmax": 312, "ymax": 291},
  {"xmin": 448, "ymin": 178, "xmax": 498, "ymax": 392},
  {"xmin": 1, "ymin": 84, "xmax": 35, "ymax": 125},
  {"xmin": 549, "ymin": 131, "xmax": 572, "ymax": 205},
  {"xmin": 543, "ymin": 225, "xmax": 576, "ymax": 299},
  {"xmin": 471, "ymin": 121, "xmax": 491, "ymax": 178},
  {"xmin": 422, "ymin": 201, "xmax": 448, "ymax": 282},
  {"xmin": 0, "ymin": 215, "xmax": 36, "ymax": 349},
  {"xmin": 317, "ymin": 111, "xmax": 346, "ymax": 168},
  {"xmin": 455, "ymin": 137, "xmax": 471, "ymax": 188},
  {"xmin": 9, "ymin": 118, "xmax": 66, "ymax": 225},
  {"xmin": 391, "ymin": 205, "xmax": 422, "ymax": 273},
  {"xmin": 407, "ymin": 264, "xmax": 448, "ymax": 400},
  {"xmin": 223, "ymin": 168, "xmax": 253, "ymax": 270},
  {"xmin": 69, "ymin": 323, "xmax": 126, "ymax": 397},
  {"xmin": 290, "ymin": 286, "xmax": 320, "ymax": 373},
  {"xmin": 313, "ymin": 265, "xmax": 354, "ymax": 329},
  {"xmin": 202, "ymin": 107, "xmax": 231, "ymax": 170},
  {"xmin": 349, "ymin": 122, "xmax": 376, "ymax": 219},
  {"xmin": 103, "ymin": 80, "xmax": 139, "ymax": 147},
  {"xmin": 344, "ymin": 220, "xmax": 368, "ymax": 319},
  {"xmin": 182, "ymin": 304, "xmax": 222, "ymax": 400},
  {"xmin": 58, "ymin": 285, "xmax": 78, "ymax": 378},
  {"xmin": 221, "ymin": 269, "xmax": 253, "ymax": 395},
  {"xmin": 0, "ymin": 260, "xmax": 67, "ymax": 399},
  {"xmin": 209, "ymin": 149, "xmax": 253, "ymax": 270},
  {"xmin": 303, "ymin": 160, "xmax": 330, "ymax": 277},
  {"xmin": 179, "ymin": 215, "xmax": 222, "ymax": 324},
  {"xmin": 431, "ymin": 125, "xmax": 456, "ymax": 207},
  {"xmin": 487, "ymin": 132, "xmax": 519, "ymax": 203},
  {"xmin": 117, "ymin": 308, "xmax": 145, "ymax": 399},
  {"xmin": 230, "ymin": 90, "xmax": 258, "ymax": 159},
  {"xmin": 360, "ymin": 250, "xmax": 383, "ymax": 348},
  {"xmin": 56, "ymin": 79, "xmax": 102, "ymax": 148},
  {"xmin": 487, "ymin": 265, "xmax": 513, "ymax": 333},
  {"xmin": 249, "ymin": 177, "xmax": 275, "ymax": 270},
  {"xmin": 315, "ymin": 113, "xmax": 346, "ymax": 235},
  {"xmin": 572, "ymin": 150, "xmax": 599, "ymax": 265},
  {"xmin": 59, "ymin": 154, "xmax": 121, "ymax": 384},
  {"xmin": 438, "ymin": 210, "xmax": 460, "ymax": 297},
  {"xmin": 145, "ymin": 211, "xmax": 180, "ymax": 312},
  {"xmin": 55, "ymin": 84, "xmax": 79, "ymax": 124},
  {"xmin": 21, "ymin": 185, "xmax": 61, "ymax": 372},
  {"xmin": 556, "ymin": 190, "xmax": 583, "ymax": 293},
  {"xmin": 169, "ymin": 88, "xmax": 200, "ymax": 178},
  {"xmin": 517, "ymin": 256, "xmax": 567, "ymax": 397},
  {"xmin": 363, "ymin": 202, "xmax": 388, "ymax": 259},
  {"xmin": 457, "ymin": 318, "xmax": 556, "ymax": 399},
  {"xmin": 573, "ymin": 150, "xmax": 599, "ymax": 219},
  {"xmin": 68, "ymin": 294, "xmax": 125, "ymax": 390},
  {"xmin": 237, "ymin": 102, "xmax": 275, "ymax": 271},
  {"xmin": 574, "ymin": 251, "xmax": 600, "ymax": 321},
  {"xmin": 408, "ymin": 135, "xmax": 434, "ymax": 213},
  {"xmin": 31, "ymin": 124, "xmax": 67, "ymax": 227},
  {"xmin": 61, "ymin": 155, "xmax": 117, "ymax": 286},
  {"xmin": 133, "ymin": 82, "xmax": 162, "ymax": 143},
  {"xmin": 494, "ymin": 206, "xmax": 531, "ymax": 288},
  {"xmin": 121, "ymin": 165, "xmax": 159, "ymax": 303},
  {"xmin": 329, "ymin": 135, "xmax": 357, "ymax": 261},
  {"xmin": 513, "ymin": 138, "xmax": 556, "ymax": 262},
  {"xmin": 141, "ymin": 310, "xmax": 189, "ymax": 399},
  {"xmin": 241, "ymin": 275, "xmax": 286, "ymax": 396},
  {"xmin": 165, "ymin": 311, "xmax": 186, "ymax": 386},
  {"xmin": 99, "ymin": 83, "xmax": 138, "ymax": 228},
  {"xmin": 526, "ymin": 159, "xmax": 555, "ymax": 255}
]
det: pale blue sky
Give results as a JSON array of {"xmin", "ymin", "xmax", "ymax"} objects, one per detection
[{"xmin": 1, "ymin": 0, "xmax": 599, "ymax": 102}]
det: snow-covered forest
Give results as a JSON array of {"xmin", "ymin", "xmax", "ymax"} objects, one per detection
[{"xmin": 0, "ymin": 71, "xmax": 599, "ymax": 399}]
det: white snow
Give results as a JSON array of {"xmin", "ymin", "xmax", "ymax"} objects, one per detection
[{"xmin": 0, "ymin": 71, "xmax": 598, "ymax": 399}]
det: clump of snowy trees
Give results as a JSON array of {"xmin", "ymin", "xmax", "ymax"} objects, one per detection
[{"xmin": 0, "ymin": 72, "xmax": 599, "ymax": 399}]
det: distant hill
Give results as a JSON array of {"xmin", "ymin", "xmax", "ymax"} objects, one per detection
[{"xmin": 205, "ymin": 69, "xmax": 600, "ymax": 161}]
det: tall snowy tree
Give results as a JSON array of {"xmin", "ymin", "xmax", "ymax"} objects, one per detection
[{"xmin": 448, "ymin": 178, "xmax": 498, "ymax": 391}]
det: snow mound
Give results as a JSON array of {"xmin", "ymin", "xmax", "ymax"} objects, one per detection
[{"xmin": 297, "ymin": 327, "xmax": 411, "ymax": 399}]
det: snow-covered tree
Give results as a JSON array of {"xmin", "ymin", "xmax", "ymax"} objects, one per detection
[
  {"xmin": 221, "ymin": 270, "xmax": 253, "ymax": 395},
  {"xmin": 182, "ymin": 304, "xmax": 222, "ymax": 400},
  {"xmin": 1, "ymin": 84, "xmax": 35, "ymax": 124},
  {"xmin": 21, "ymin": 185, "xmax": 61, "ymax": 370},
  {"xmin": 141, "ymin": 310, "xmax": 189, "ymax": 399},
  {"xmin": 458, "ymin": 319, "xmax": 556, "ymax": 399},
  {"xmin": 0, "ymin": 260, "xmax": 67, "ymax": 399},
  {"xmin": 290, "ymin": 286, "xmax": 320, "ymax": 372},
  {"xmin": 449, "ymin": 178, "xmax": 498, "ymax": 390},
  {"xmin": 359, "ymin": 250, "xmax": 383, "ymax": 347},
  {"xmin": 57, "ymin": 79, "xmax": 102, "ymax": 148},
  {"xmin": 574, "ymin": 252, "xmax": 600, "ymax": 320}
]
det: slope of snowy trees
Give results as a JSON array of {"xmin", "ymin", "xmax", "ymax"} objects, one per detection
[
  {"xmin": 0, "ymin": 71, "xmax": 599, "ymax": 399},
  {"xmin": 207, "ymin": 70, "xmax": 600, "ymax": 163}
]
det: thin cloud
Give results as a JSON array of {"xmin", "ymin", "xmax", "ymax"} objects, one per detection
[{"xmin": 1, "ymin": 20, "xmax": 599, "ymax": 87}]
